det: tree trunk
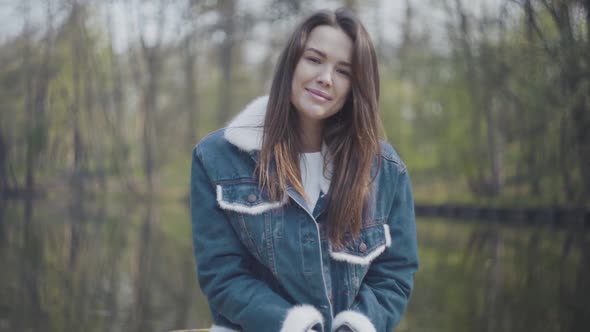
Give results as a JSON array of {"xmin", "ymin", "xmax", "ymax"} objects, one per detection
[
  {"xmin": 70, "ymin": 3, "xmax": 83, "ymax": 181},
  {"xmin": 22, "ymin": 2, "xmax": 35, "ymax": 198},
  {"xmin": 548, "ymin": 1, "xmax": 590, "ymax": 202},
  {"xmin": 0, "ymin": 131, "xmax": 6, "ymax": 198},
  {"xmin": 142, "ymin": 53, "xmax": 159, "ymax": 194},
  {"xmin": 106, "ymin": 5, "xmax": 130, "ymax": 184},
  {"xmin": 217, "ymin": 0, "xmax": 236, "ymax": 125},
  {"xmin": 136, "ymin": 0, "xmax": 167, "ymax": 194},
  {"xmin": 184, "ymin": 35, "xmax": 199, "ymax": 146},
  {"xmin": 454, "ymin": 0, "xmax": 504, "ymax": 196},
  {"xmin": 454, "ymin": 0, "xmax": 501, "ymax": 195}
]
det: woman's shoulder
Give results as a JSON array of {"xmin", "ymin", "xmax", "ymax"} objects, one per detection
[
  {"xmin": 192, "ymin": 128, "xmax": 258, "ymax": 180},
  {"xmin": 193, "ymin": 128, "xmax": 246, "ymax": 162},
  {"xmin": 194, "ymin": 128, "xmax": 227, "ymax": 151},
  {"xmin": 377, "ymin": 140, "xmax": 407, "ymax": 173}
]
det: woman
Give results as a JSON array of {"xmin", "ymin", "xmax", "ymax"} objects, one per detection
[{"xmin": 191, "ymin": 8, "xmax": 418, "ymax": 332}]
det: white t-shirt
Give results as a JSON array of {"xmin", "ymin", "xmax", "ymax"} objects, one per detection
[{"xmin": 299, "ymin": 152, "xmax": 325, "ymax": 212}]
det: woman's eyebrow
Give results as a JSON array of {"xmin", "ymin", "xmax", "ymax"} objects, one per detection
[{"xmin": 305, "ymin": 47, "xmax": 351, "ymax": 67}]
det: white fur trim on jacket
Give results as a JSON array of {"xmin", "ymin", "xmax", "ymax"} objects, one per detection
[
  {"xmin": 223, "ymin": 96, "xmax": 333, "ymax": 194},
  {"xmin": 329, "ymin": 224, "xmax": 392, "ymax": 266},
  {"xmin": 224, "ymin": 95, "xmax": 268, "ymax": 152},
  {"xmin": 384, "ymin": 223, "xmax": 391, "ymax": 246},
  {"xmin": 331, "ymin": 310, "xmax": 376, "ymax": 332},
  {"xmin": 279, "ymin": 304, "xmax": 324, "ymax": 332},
  {"xmin": 210, "ymin": 324, "xmax": 239, "ymax": 332},
  {"xmin": 216, "ymin": 185, "xmax": 288, "ymax": 215}
]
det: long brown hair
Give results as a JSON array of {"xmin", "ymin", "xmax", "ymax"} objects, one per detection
[{"xmin": 258, "ymin": 8, "xmax": 382, "ymax": 247}]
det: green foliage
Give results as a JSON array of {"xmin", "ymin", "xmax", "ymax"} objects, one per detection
[{"xmin": 0, "ymin": 1, "xmax": 588, "ymax": 207}]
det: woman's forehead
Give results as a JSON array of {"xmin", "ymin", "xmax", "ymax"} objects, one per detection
[{"xmin": 304, "ymin": 25, "xmax": 353, "ymax": 64}]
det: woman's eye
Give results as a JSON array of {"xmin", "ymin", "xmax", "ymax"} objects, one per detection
[
  {"xmin": 337, "ymin": 68, "xmax": 351, "ymax": 77},
  {"xmin": 306, "ymin": 56, "xmax": 320, "ymax": 64}
]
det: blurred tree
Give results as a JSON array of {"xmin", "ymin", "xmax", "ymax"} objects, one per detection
[
  {"xmin": 216, "ymin": 0, "xmax": 237, "ymax": 125},
  {"xmin": 127, "ymin": 0, "xmax": 170, "ymax": 193},
  {"xmin": 0, "ymin": 0, "xmax": 586, "ymax": 206},
  {"xmin": 182, "ymin": 15, "xmax": 199, "ymax": 147},
  {"xmin": 104, "ymin": 1, "xmax": 131, "ymax": 185},
  {"xmin": 22, "ymin": 0, "xmax": 55, "ymax": 199},
  {"xmin": 181, "ymin": 0, "xmax": 215, "ymax": 147},
  {"xmin": 446, "ymin": 0, "xmax": 505, "ymax": 196},
  {"xmin": 506, "ymin": 0, "xmax": 589, "ymax": 203},
  {"xmin": 67, "ymin": 1, "xmax": 86, "ymax": 187}
]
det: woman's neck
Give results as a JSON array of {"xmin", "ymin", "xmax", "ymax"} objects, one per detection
[{"xmin": 299, "ymin": 118, "xmax": 323, "ymax": 153}]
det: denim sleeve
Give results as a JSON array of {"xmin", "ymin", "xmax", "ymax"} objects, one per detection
[
  {"xmin": 333, "ymin": 170, "xmax": 419, "ymax": 332},
  {"xmin": 191, "ymin": 147, "xmax": 324, "ymax": 332}
]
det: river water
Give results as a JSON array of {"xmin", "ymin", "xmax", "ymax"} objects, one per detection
[{"xmin": 0, "ymin": 195, "xmax": 588, "ymax": 332}]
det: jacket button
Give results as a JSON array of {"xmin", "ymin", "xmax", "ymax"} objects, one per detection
[
  {"xmin": 359, "ymin": 242, "xmax": 367, "ymax": 253},
  {"xmin": 247, "ymin": 193, "xmax": 257, "ymax": 203}
]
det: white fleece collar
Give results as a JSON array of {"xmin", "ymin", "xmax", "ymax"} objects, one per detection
[
  {"xmin": 224, "ymin": 95, "xmax": 268, "ymax": 152},
  {"xmin": 223, "ymin": 96, "xmax": 331, "ymax": 195}
]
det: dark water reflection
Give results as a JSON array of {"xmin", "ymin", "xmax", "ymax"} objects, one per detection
[
  {"xmin": 0, "ymin": 194, "xmax": 212, "ymax": 332},
  {"xmin": 406, "ymin": 218, "xmax": 590, "ymax": 332},
  {"xmin": 0, "ymin": 195, "xmax": 589, "ymax": 332}
]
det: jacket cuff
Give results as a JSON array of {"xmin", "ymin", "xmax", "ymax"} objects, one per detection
[
  {"xmin": 332, "ymin": 310, "xmax": 376, "ymax": 332},
  {"xmin": 280, "ymin": 304, "xmax": 324, "ymax": 332},
  {"xmin": 210, "ymin": 324, "xmax": 239, "ymax": 332}
]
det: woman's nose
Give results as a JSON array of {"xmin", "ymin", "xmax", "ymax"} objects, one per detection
[{"xmin": 316, "ymin": 68, "xmax": 333, "ymax": 87}]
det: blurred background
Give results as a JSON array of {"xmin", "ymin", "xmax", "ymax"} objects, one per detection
[{"xmin": 0, "ymin": 0, "xmax": 588, "ymax": 331}]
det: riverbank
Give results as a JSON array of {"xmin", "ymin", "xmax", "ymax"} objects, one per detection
[{"xmin": 415, "ymin": 203, "xmax": 590, "ymax": 227}]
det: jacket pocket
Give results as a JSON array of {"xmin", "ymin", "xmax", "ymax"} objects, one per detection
[
  {"xmin": 216, "ymin": 181, "xmax": 288, "ymax": 215},
  {"xmin": 216, "ymin": 180, "xmax": 286, "ymax": 274},
  {"xmin": 329, "ymin": 222, "xmax": 391, "ymax": 266}
]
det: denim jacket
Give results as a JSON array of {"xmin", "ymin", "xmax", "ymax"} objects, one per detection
[{"xmin": 191, "ymin": 96, "xmax": 419, "ymax": 332}]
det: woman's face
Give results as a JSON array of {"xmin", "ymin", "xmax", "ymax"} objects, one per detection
[{"xmin": 290, "ymin": 25, "xmax": 353, "ymax": 128}]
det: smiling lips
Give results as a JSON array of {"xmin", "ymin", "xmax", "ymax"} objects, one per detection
[{"xmin": 306, "ymin": 88, "xmax": 333, "ymax": 101}]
